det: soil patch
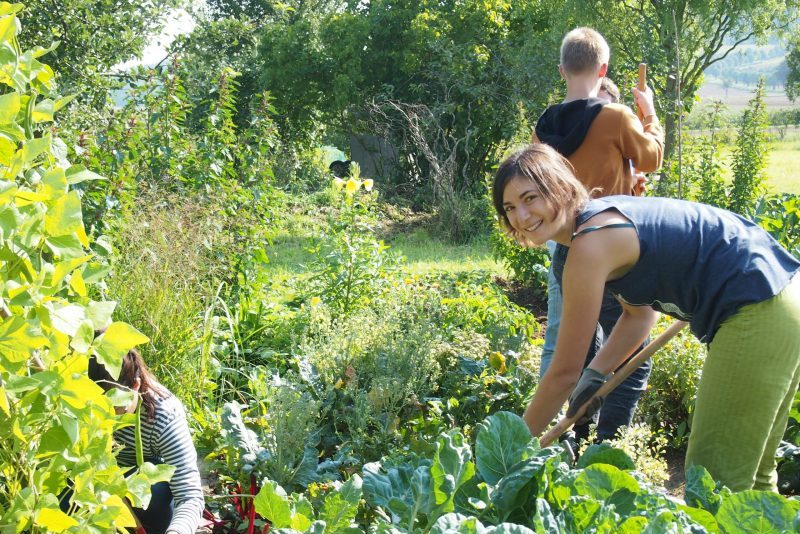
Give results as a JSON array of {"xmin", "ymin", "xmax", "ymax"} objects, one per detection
[
  {"xmin": 664, "ymin": 446, "xmax": 687, "ymax": 497},
  {"xmin": 494, "ymin": 276, "xmax": 548, "ymax": 324}
]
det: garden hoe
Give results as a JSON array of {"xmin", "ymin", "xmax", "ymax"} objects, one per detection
[{"xmin": 540, "ymin": 319, "xmax": 688, "ymax": 449}]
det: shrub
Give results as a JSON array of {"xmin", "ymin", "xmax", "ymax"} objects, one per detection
[{"xmin": 636, "ymin": 322, "xmax": 705, "ymax": 448}]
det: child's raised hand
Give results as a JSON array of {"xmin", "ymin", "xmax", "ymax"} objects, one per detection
[{"xmin": 632, "ymin": 85, "xmax": 656, "ymax": 119}]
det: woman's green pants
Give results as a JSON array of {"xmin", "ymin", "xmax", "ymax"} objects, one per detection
[{"xmin": 685, "ymin": 275, "xmax": 800, "ymax": 492}]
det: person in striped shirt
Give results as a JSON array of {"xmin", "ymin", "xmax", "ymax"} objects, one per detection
[{"xmin": 88, "ymin": 348, "xmax": 204, "ymax": 534}]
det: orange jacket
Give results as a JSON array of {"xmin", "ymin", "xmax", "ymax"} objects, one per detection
[{"xmin": 534, "ymin": 103, "xmax": 664, "ymax": 196}]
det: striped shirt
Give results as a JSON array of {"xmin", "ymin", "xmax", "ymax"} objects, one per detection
[{"xmin": 115, "ymin": 388, "xmax": 204, "ymax": 534}]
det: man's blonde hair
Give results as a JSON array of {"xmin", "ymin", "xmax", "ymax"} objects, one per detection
[{"xmin": 560, "ymin": 27, "xmax": 609, "ymax": 75}]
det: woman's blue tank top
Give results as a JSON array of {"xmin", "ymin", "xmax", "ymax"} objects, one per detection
[{"xmin": 576, "ymin": 196, "xmax": 800, "ymax": 343}]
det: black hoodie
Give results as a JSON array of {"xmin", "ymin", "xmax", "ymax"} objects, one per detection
[{"xmin": 534, "ymin": 98, "xmax": 607, "ymax": 157}]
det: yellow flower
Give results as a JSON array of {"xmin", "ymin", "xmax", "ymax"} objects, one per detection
[
  {"xmin": 363, "ymin": 178, "xmax": 374, "ymax": 191},
  {"xmin": 345, "ymin": 177, "xmax": 360, "ymax": 194},
  {"xmin": 488, "ymin": 351, "xmax": 507, "ymax": 374},
  {"xmin": 310, "ymin": 297, "xmax": 321, "ymax": 306},
  {"xmin": 332, "ymin": 177, "xmax": 346, "ymax": 190}
]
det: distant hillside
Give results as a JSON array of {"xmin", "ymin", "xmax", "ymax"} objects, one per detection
[{"xmin": 697, "ymin": 38, "xmax": 796, "ymax": 110}]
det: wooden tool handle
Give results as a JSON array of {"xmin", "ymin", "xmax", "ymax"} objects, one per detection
[
  {"xmin": 636, "ymin": 63, "xmax": 647, "ymax": 120},
  {"xmin": 637, "ymin": 63, "xmax": 647, "ymax": 91},
  {"xmin": 539, "ymin": 319, "xmax": 687, "ymax": 448}
]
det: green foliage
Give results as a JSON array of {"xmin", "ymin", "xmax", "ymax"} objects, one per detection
[
  {"xmin": 255, "ymin": 0, "xmax": 559, "ymax": 197},
  {"xmin": 787, "ymin": 31, "xmax": 800, "ymax": 102},
  {"xmin": 729, "ymin": 79, "xmax": 770, "ymax": 215},
  {"xmin": 488, "ymin": 221, "xmax": 549, "ymax": 296},
  {"xmin": 603, "ymin": 424, "xmax": 669, "ymax": 488},
  {"xmin": 560, "ymin": 0, "xmax": 798, "ymax": 160},
  {"xmin": 753, "ymin": 193, "xmax": 800, "ymax": 258},
  {"xmin": 0, "ymin": 5, "xmax": 172, "ymax": 530},
  {"xmin": 254, "ymin": 475, "xmax": 364, "ymax": 532},
  {"xmin": 682, "ymin": 102, "xmax": 728, "ymax": 207},
  {"xmin": 776, "ymin": 389, "xmax": 800, "ymax": 494},
  {"xmin": 18, "ymin": 0, "xmax": 180, "ymax": 104},
  {"xmin": 306, "ymin": 171, "xmax": 398, "ymax": 317},
  {"xmin": 350, "ymin": 411, "xmax": 800, "ymax": 532},
  {"xmin": 637, "ymin": 323, "xmax": 705, "ymax": 448}
]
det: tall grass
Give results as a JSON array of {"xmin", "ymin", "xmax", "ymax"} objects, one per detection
[{"xmin": 104, "ymin": 192, "xmax": 241, "ymax": 404}]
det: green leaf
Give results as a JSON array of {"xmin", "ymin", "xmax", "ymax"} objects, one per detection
[
  {"xmin": 41, "ymin": 167, "xmax": 67, "ymax": 198},
  {"xmin": 86, "ymin": 300, "xmax": 116, "ymax": 331},
  {"xmin": 0, "ymin": 315, "xmax": 45, "ymax": 362},
  {"xmin": 45, "ymin": 235, "xmax": 86, "ymax": 259},
  {"xmin": 685, "ymin": 465, "xmax": 722, "ymax": 515},
  {"xmin": 32, "ymin": 98, "xmax": 53, "ymax": 122},
  {"xmin": 45, "ymin": 189, "xmax": 83, "ymax": 236},
  {"xmin": 37, "ymin": 425, "xmax": 71, "ymax": 456},
  {"xmin": 431, "ymin": 431, "xmax": 474, "ymax": 516},
  {"xmin": 0, "ymin": 90, "xmax": 19, "ymax": 123},
  {"xmin": 492, "ymin": 455, "xmax": 553, "ymax": 519},
  {"xmin": 0, "ymin": 13, "xmax": 17, "ymax": 44},
  {"xmin": 475, "ymin": 411, "xmax": 537, "ymax": 485},
  {"xmin": 34, "ymin": 507, "xmax": 78, "ymax": 532},
  {"xmin": 21, "ymin": 134, "xmax": 50, "ymax": 166},
  {"xmin": 93, "ymin": 322, "xmax": 149, "ymax": 379},
  {"xmin": 126, "ymin": 462, "xmax": 176, "ymax": 509},
  {"xmin": 716, "ymin": 490, "xmax": 797, "ymax": 533},
  {"xmin": 362, "ymin": 460, "xmax": 433, "ymax": 526},
  {"xmin": 572, "ymin": 464, "xmax": 641, "ymax": 501},
  {"xmin": 253, "ymin": 480, "xmax": 293, "ymax": 529},
  {"xmin": 576, "ymin": 443, "xmax": 636, "ymax": 471},
  {"xmin": 65, "ymin": 164, "xmax": 104, "ymax": 184},
  {"xmin": 319, "ymin": 475, "xmax": 362, "ymax": 531},
  {"xmin": 50, "ymin": 302, "xmax": 86, "ymax": 336},
  {"xmin": 428, "ymin": 513, "xmax": 483, "ymax": 534}
]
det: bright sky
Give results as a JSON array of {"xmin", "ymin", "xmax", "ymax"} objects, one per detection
[{"xmin": 115, "ymin": 8, "xmax": 197, "ymax": 71}]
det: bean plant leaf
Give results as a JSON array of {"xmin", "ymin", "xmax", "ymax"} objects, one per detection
[
  {"xmin": 92, "ymin": 321, "xmax": 149, "ymax": 379},
  {"xmin": 65, "ymin": 164, "xmax": 104, "ymax": 185},
  {"xmin": 44, "ymin": 189, "xmax": 82, "ymax": 236},
  {"xmin": 126, "ymin": 462, "xmax": 175, "ymax": 509},
  {"xmin": 34, "ymin": 507, "xmax": 78, "ymax": 532},
  {"xmin": 0, "ymin": 315, "xmax": 45, "ymax": 362},
  {"xmin": 475, "ymin": 411, "xmax": 537, "ymax": 485},
  {"xmin": 716, "ymin": 490, "xmax": 798, "ymax": 533},
  {"xmin": 0, "ymin": 91, "xmax": 19, "ymax": 123}
]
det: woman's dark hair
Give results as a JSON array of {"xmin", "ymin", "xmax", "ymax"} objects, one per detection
[
  {"xmin": 89, "ymin": 334, "xmax": 166, "ymax": 420},
  {"xmin": 492, "ymin": 144, "xmax": 590, "ymax": 245}
]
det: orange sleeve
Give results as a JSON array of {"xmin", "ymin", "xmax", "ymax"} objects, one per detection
[{"xmin": 618, "ymin": 106, "xmax": 664, "ymax": 173}]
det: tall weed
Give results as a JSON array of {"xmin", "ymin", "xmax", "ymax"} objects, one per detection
[{"xmin": 728, "ymin": 79, "xmax": 770, "ymax": 215}]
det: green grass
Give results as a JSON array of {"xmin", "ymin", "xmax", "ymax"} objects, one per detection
[
  {"xmin": 386, "ymin": 227, "xmax": 505, "ymax": 275},
  {"xmin": 264, "ymin": 208, "xmax": 506, "ymax": 282},
  {"xmin": 764, "ymin": 135, "xmax": 800, "ymax": 194},
  {"xmin": 713, "ymin": 133, "xmax": 800, "ymax": 195}
]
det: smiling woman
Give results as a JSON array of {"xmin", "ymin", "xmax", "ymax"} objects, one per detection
[
  {"xmin": 492, "ymin": 143, "xmax": 800, "ymax": 494},
  {"xmin": 493, "ymin": 145, "xmax": 590, "ymax": 247}
]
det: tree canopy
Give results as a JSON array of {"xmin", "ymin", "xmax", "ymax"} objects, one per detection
[{"xmin": 17, "ymin": 0, "xmax": 181, "ymax": 102}]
